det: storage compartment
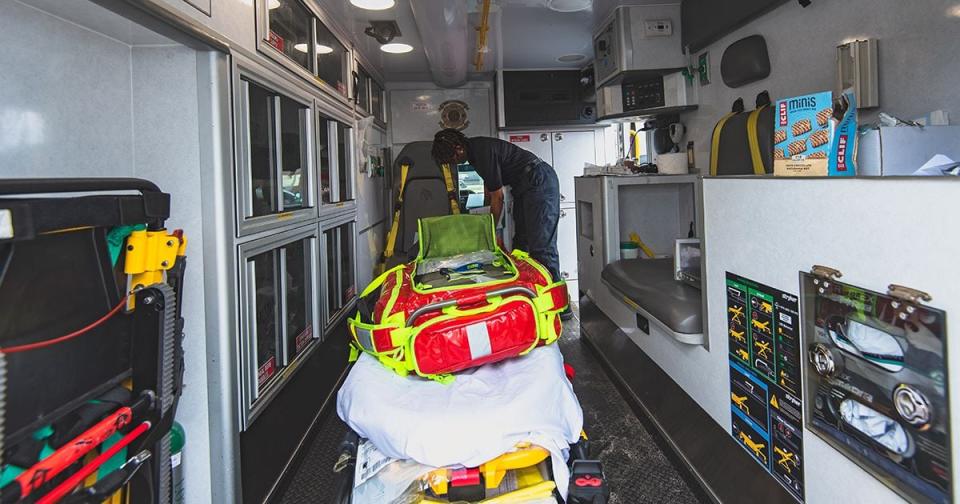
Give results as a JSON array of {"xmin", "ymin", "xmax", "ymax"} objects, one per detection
[
  {"xmin": 256, "ymin": 0, "xmax": 351, "ymax": 99},
  {"xmin": 239, "ymin": 227, "xmax": 320, "ymax": 427},
  {"xmin": 577, "ymin": 175, "xmax": 706, "ymax": 347},
  {"xmin": 593, "ymin": 4, "xmax": 686, "ymax": 87},
  {"xmin": 499, "ymin": 70, "xmax": 596, "ymax": 127},
  {"xmin": 322, "ymin": 219, "xmax": 358, "ymax": 328}
]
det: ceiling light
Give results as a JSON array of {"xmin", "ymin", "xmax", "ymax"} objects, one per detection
[
  {"xmin": 350, "ymin": 0, "xmax": 395, "ymax": 10},
  {"xmin": 268, "ymin": 0, "xmax": 280, "ymax": 9},
  {"xmin": 557, "ymin": 54, "xmax": 586, "ymax": 62},
  {"xmin": 294, "ymin": 43, "xmax": 334, "ymax": 54},
  {"xmin": 380, "ymin": 43, "xmax": 413, "ymax": 54},
  {"xmin": 948, "ymin": 4, "xmax": 960, "ymax": 17},
  {"xmin": 546, "ymin": 0, "xmax": 592, "ymax": 13}
]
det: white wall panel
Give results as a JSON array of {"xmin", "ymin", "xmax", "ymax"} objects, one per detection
[
  {"xmin": 682, "ymin": 0, "xmax": 960, "ymax": 172},
  {"xmin": 0, "ymin": 1, "xmax": 134, "ymax": 177},
  {"xmin": 684, "ymin": 177, "xmax": 960, "ymax": 503}
]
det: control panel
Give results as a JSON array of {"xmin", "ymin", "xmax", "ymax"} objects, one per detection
[{"xmin": 622, "ymin": 77, "xmax": 666, "ymax": 111}]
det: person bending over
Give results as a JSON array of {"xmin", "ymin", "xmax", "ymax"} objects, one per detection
[{"xmin": 432, "ymin": 128, "xmax": 571, "ymax": 320}]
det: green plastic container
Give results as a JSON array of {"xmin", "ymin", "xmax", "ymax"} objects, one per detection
[{"xmin": 171, "ymin": 421, "xmax": 185, "ymax": 504}]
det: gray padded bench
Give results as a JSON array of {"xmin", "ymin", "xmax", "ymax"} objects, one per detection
[{"xmin": 601, "ymin": 258, "xmax": 703, "ymax": 337}]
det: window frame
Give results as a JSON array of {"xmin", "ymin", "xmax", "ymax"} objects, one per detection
[
  {"xmin": 233, "ymin": 56, "xmax": 319, "ymax": 237},
  {"xmin": 315, "ymin": 99, "xmax": 357, "ymax": 215},
  {"xmin": 320, "ymin": 215, "xmax": 358, "ymax": 332},
  {"xmin": 238, "ymin": 224, "xmax": 321, "ymax": 430},
  {"xmin": 255, "ymin": 0, "xmax": 353, "ymax": 106}
]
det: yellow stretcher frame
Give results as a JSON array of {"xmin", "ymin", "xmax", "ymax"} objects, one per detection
[{"xmin": 420, "ymin": 445, "xmax": 556, "ymax": 503}]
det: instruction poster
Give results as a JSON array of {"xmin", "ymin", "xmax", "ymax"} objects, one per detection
[{"xmin": 726, "ymin": 272, "xmax": 804, "ymax": 502}]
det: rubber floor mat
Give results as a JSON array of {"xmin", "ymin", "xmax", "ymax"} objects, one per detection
[{"xmin": 276, "ymin": 309, "xmax": 705, "ymax": 504}]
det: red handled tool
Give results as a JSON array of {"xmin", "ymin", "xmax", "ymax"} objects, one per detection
[
  {"xmin": 0, "ymin": 393, "xmax": 152, "ymax": 503},
  {"xmin": 36, "ymin": 422, "xmax": 151, "ymax": 504}
]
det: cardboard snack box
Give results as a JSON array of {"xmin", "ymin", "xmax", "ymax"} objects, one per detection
[{"xmin": 773, "ymin": 90, "xmax": 857, "ymax": 176}]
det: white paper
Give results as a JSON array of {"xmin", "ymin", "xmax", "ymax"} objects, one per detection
[
  {"xmin": 913, "ymin": 154, "xmax": 960, "ymax": 176},
  {"xmin": 355, "ymin": 439, "xmax": 394, "ymax": 488}
]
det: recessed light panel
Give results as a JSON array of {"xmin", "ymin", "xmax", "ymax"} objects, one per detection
[
  {"xmin": 380, "ymin": 43, "xmax": 413, "ymax": 54},
  {"xmin": 350, "ymin": 0, "xmax": 395, "ymax": 10}
]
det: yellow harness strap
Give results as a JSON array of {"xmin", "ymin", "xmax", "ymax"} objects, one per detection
[
  {"xmin": 381, "ymin": 163, "xmax": 410, "ymax": 272},
  {"xmin": 710, "ymin": 110, "xmax": 739, "ymax": 176},
  {"xmin": 440, "ymin": 163, "xmax": 461, "ymax": 215},
  {"xmin": 747, "ymin": 105, "xmax": 769, "ymax": 175}
]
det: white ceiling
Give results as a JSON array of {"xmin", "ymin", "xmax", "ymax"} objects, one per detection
[{"xmin": 330, "ymin": 0, "xmax": 675, "ymax": 82}]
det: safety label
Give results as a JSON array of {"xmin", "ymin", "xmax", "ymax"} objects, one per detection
[{"xmin": 726, "ymin": 272, "xmax": 804, "ymax": 502}]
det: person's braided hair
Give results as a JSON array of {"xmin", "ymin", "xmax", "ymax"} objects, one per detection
[{"xmin": 432, "ymin": 129, "xmax": 468, "ymax": 165}]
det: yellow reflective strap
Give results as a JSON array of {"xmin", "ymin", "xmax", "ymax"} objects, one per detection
[
  {"xmin": 710, "ymin": 111, "xmax": 739, "ymax": 176},
  {"xmin": 382, "ymin": 268, "xmax": 405, "ymax": 318},
  {"xmin": 362, "ymin": 264, "xmax": 404, "ymax": 298},
  {"xmin": 747, "ymin": 105, "xmax": 769, "ymax": 175},
  {"xmin": 440, "ymin": 163, "xmax": 460, "ymax": 215},
  {"xmin": 381, "ymin": 164, "xmax": 411, "ymax": 269},
  {"xmin": 398, "ymin": 163, "xmax": 409, "ymax": 201}
]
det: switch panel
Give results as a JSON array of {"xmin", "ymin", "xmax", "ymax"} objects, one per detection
[{"xmin": 644, "ymin": 19, "xmax": 673, "ymax": 37}]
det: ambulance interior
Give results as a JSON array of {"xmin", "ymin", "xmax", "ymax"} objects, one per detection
[{"xmin": 1, "ymin": 0, "xmax": 958, "ymax": 503}]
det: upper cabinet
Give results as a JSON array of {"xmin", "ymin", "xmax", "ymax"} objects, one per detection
[
  {"xmin": 256, "ymin": 0, "xmax": 352, "ymax": 103},
  {"xmin": 354, "ymin": 60, "xmax": 386, "ymax": 126}
]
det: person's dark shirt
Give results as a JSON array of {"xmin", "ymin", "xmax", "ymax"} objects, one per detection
[{"xmin": 465, "ymin": 137, "xmax": 539, "ymax": 192}]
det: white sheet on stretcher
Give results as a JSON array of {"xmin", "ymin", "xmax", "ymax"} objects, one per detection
[{"xmin": 337, "ymin": 344, "xmax": 584, "ymax": 498}]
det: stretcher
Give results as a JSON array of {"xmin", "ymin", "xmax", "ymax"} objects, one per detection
[{"xmin": 349, "ymin": 214, "xmax": 569, "ymax": 382}]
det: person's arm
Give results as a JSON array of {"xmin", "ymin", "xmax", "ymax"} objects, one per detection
[{"xmin": 488, "ymin": 188, "xmax": 505, "ymax": 227}]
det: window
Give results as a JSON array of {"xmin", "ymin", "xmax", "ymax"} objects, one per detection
[
  {"xmin": 337, "ymin": 122, "xmax": 353, "ymax": 202},
  {"xmin": 284, "ymin": 239, "xmax": 313, "ymax": 360},
  {"xmin": 240, "ymin": 229, "xmax": 318, "ymax": 424},
  {"xmin": 241, "ymin": 78, "xmax": 313, "ymax": 225},
  {"xmin": 355, "ymin": 65, "xmax": 371, "ymax": 113},
  {"xmin": 316, "ymin": 21, "xmax": 349, "ymax": 97},
  {"xmin": 318, "ymin": 116, "xmax": 333, "ymax": 204},
  {"xmin": 370, "ymin": 79, "xmax": 385, "ymax": 123},
  {"xmin": 318, "ymin": 114, "xmax": 354, "ymax": 206},
  {"xmin": 251, "ymin": 250, "xmax": 280, "ymax": 392},
  {"xmin": 258, "ymin": 0, "xmax": 350, "ymax": 102},
  {"xmin": 458, "ymin": 164, "xmax": 486, "ymax": 210},
  {"xmin": 266, "ymin": 0, "xmax": 312, "ymax": 70},
  {"xmin": 322, "ymin": 221, "xmax": 356, "ymax": 326},
  {"xmin": 355, "ymin": 63, "xmax": 386, "ymax": 125}
]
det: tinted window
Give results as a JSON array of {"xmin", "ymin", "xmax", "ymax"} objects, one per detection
[
  {"xmin": 316, "ymin": 22, "xmax": 348, "ymax": 96},
  {"xmin": 285, "ymin": 239, "xmax": 312, "ymax": 358},
  {"xmin": 339, "ymin": 224, "xmax": 355, "ymax": 305},
  {"xmin": 246, "ymin": 81, "xmax": 278, "ymax": 217},
  {"xmin": 337, "ymin": 123, "xmax": 352, "ymax": 201},
  {"xmin": 279, "ymin": 96, "xmax": 307, "ymax": 209},
  {"xmin": 267, "ymin": 0, "xmax": 312, "ymax": 70},
  {"xmin": 252, "ymin": 250, "xmax": 279, "ymax": 390},
  {"xmin": 318, "ymin": 117, "xmax": 332, "ymax": 204}
]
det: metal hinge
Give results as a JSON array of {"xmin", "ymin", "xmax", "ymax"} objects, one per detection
[
  {"xmin": 810, "ymin": 265, "xmax": 842, "ymax": 281},
  {"xmin": 887, "ymin": 284, "xmax": 932, "ymax": 304}
]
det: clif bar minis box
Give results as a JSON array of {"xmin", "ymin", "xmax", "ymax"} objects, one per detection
[{"xmin": 773, "ymin": 91, "xmax": 857, "ymax": 176}]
